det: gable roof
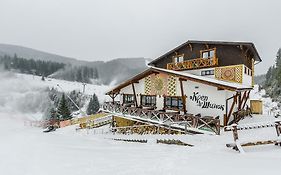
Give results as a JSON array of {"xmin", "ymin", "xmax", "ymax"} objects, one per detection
[
  {"xmin": 106, "ymin": 66, "xmax": 253, "ymax": 95},
  {"xmin": 148, "ymin": 40, "xmax": 262, "ymax": 66}
]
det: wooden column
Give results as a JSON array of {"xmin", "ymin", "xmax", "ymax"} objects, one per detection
[
  {"xmin": 275, "ymin": 121, "xmax": 281, "ymax": 137},
  {"xmin": 109, "ymin": 92, "xmax": 118, "ymax": 104},
  {"xmin": 241, "ymin": 90, "xmax": 251, "ymax": 109},
  {"xmin": 179, "ymin": 78, "xmax": 187, "ymax": 114},
  {"xmin": 226, "ymin": 94, "xmax": 238, "ymax": 125},
  {"xmin": 238, "ymin": 92, "xmax": 242, "ymax": 110},
  {"xmin": 232, "ymin": 124, "xmax": 239, "ymax": 142},
  {"xmin": 239, "ymin": 91, "xmax": 247, "ymax": 110},
  {"xmin": 131, "ymin": 82, "xmax": 138, "ymax": 107}
]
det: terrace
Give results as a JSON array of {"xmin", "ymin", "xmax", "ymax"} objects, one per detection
[{"xmin": 102, "ymin": 102, "xmax": 221, "ymax": 135}]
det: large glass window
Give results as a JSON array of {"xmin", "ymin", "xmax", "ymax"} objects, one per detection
[
  {"xmin": 123, "ymin": 94, "xmax": 134, "ymax": 104},
  {"xmin": 164, "ymin": 96, "xmax": 183, "ymax": 110},
  {"xmin": 141, "ymin": 95, "xmax": 156, "ymax": 107}
]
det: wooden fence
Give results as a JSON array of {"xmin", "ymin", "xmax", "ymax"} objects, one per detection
[{"xmin": 102, "ymin": 102, "xmax": 220, "ymax": 135}]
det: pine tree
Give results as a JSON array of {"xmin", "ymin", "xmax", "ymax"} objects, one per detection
[
  {"xmin": 86, "ymin": 98, "xmax": 93, "ymax": 115},
  {"xmin": 50, "ymin": 107, "xmax": 58, "ymax": 120},
  {"xmin": 86, "ymin": 93, "xmax": 100, "ymax": 115},
  {"xmin": 57, "ymin": 94, "xmax": 72, "ymax": 120}
]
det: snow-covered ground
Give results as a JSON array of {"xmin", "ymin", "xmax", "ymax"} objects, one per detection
[
  {"xmin": 1, "ymin": 72, "xmax": 281, "ymax": 175},
  {"xmin": 1, "ymin": 114, "xmax": 281, "ymax": 175}
]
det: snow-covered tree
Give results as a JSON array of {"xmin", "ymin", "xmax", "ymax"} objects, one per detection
[
  {"xmin": 57, "ymin": 93, "xmax": 72, "ymax": 120},
  {"xmin": 86, "ymin": 93, "xmax": 100, "ymax": 115}
]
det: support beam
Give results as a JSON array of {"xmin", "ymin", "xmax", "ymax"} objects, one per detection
[
  {"xmin": 131, "ymin": 82, "xmax": 138, "ymax": 107},
  {"xmin": 109, "ymin": 93, "xmax": 118, "ymax": 103},
  {"xmin": 241, "ymin": 90, "xmax": 251, "ymax": 109},
  {"xmin": 237, "ymin": 92, "xmax": 242, "ymax": 110},
  {"xmin": 188, "ymin": 43, "xmax": 193, "ymax": 51},
  {"xmin": 179, "ymin": 78, "xmax": 187, "ymax": 114},
  {"xmin": 227, "ymin": 94, "xmax": 238, "ymax": 125},
  {"xmin": 240, "ymin": 91, "xmax": 247, "ymax": 109}
]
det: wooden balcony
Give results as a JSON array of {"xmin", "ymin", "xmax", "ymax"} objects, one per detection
[
  {"xmin": 167, "ymin": 57, "xmax": 218, "ymax": 71},
  {"xmin": 102, "ymin": 102, "xmax": 220, "ymax": 135}
]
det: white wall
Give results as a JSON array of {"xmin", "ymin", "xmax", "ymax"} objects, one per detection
[
  {"xmin": 183, "ymin": 68, "xmax": 215, "ymax": 79},
  {"xmin": 183, "ymin": 81, "xmax": 234, "ymax": 121},
  {"xmin": 184, "ymin": 65, "xmax": 253, "ymax": 87},
  {"xmin": 118, "ymin": 73, "xmax": 239, "ymax": 123},
  {"xmin": 242, "ymin": 65, "xmax": 253, "ymax": 86}
]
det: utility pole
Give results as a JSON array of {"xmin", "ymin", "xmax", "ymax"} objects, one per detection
[
  {"xmin": 57, "ymin": 84, "xmax": 86, "ymax": 116},
  {"xmin": 82, "ymin": 83, "xmax": 87, "ymax": 93}
]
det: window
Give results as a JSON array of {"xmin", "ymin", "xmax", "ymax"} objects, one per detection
[
  {"xmin": 244, "ymin": 66, "xmax": 252, "ymax": 76},
  {"xmin": 164, "ymin": 96, "xmax": 183, "ymax": 110},
  {"xmin": 173, "ymin": 54, "xmax": 184, "ymax": 63},
  {"xmin": 141, "ymin": 95, "xmax": 156, "ymax": 107},
  {"xmin": 123, "ymin": 94, "xmax": 134, "ymax": 104},
  {"xmin": 201, "ymin": 70, "xmax": 214, "ymax": 76},
  {"xmin": 201, "ymin": 49, "xmax": 216, "ymax": 59}
]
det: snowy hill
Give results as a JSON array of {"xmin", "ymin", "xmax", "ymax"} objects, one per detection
[
  {"xmin": 0, "ymin": 70, "xmax": 111, "ymax": 120},
  {"xmin": 0, "ymin": 43, "xmax": 151, "ymax": 85},
  {"xmin": 0, "ymin": 43, "xmax": 81, "ymax": 64}
]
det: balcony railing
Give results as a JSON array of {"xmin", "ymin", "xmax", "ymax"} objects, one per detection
[
  {"xmin": 167, "ymin": 57, "xmax": 218, "ymax": 71},
  {"xmin": 102, "ymin": 102, "xmax": 220, "ymax": 135}
]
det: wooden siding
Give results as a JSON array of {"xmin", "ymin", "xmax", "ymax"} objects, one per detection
[{"xmin": 152, "ymin": 44, "xmax": 253, "ymax": 70}]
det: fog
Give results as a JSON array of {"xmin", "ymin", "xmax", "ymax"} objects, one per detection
[
  {"xmin": 0, "ymin": 0, "xmax": 280, "ymax": 75},
  {"xmin": 0, "ymin": 70, "xmax": 50, "ymax": 120}
]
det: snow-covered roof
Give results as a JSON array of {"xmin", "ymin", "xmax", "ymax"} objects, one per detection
[
  {"xmin": 152, "ymin": 66, "xmax": 252, "ymax": 90},
  {"xmin": 106, "ymin": 66, "xmax": 253, "ymax": 94}
]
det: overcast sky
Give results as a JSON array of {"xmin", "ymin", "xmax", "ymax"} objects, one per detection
[{"xmin": 0, "ymin": 0, "xmax": 280, "ymax": 74}]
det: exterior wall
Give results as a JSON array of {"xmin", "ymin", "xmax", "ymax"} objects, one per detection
[
  {"xmin": 185, "ymin": 65, "xmax": 253, "ymax": 87},
  {"xmin": 242, "ymin": 65, "xmax": 253, "ymax": 86},
  {"xmin": 118, "ymin": 73, "xmax": 237, "ymax": 123},
  {"xmin": 183, "ymin": 80, "xmax": 235, "ymax": 123},
  {"xmin": 119, "ymin": 78, "xmax": 145, "ymax": 106},
  {"xmin": 184, "ymin": 68, "xmax": 215, "ymax": 78},
  {"xmin": 152, "ymin": 44, "xmax": 253, "ymax": 71}
]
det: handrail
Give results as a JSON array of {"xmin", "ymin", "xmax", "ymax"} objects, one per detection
[
  {"xmin": 102, "ymin": 102, "xmax": 220, "ymax": 135},
  {"xmin": 167, "ymin": 57, "xmax": 218, "ymax": 71}
]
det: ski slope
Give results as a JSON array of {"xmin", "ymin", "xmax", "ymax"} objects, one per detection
[
  {"xmin": 1, "ymin": 72, "xmax": 281, "ymax": 175},
  {"xmin": 0, "ymin": 71, "xmax": 111, "ymax": 120}
]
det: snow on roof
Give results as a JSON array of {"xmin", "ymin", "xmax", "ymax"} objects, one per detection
[
  {"xmin": 151, "ymin": 66, "xmax": 252, "ymax": 90},
  {"xmin": 106, "ymin": 66, "xmax": 252, "ymax": 95}
]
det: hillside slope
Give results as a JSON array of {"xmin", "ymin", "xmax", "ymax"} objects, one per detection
[
  {"xmin": 0, "ymin": 43, "xmax": 151, "ymax": 85},
  {"xmin": 0, "ymin": 43, "xmax": 81, "ymax": 64}
]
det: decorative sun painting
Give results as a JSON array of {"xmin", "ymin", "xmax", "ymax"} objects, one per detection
[
  {"xmin": 215, "ymin": 65, "xmax": 243, "ymax": 83},
  {"xmin": 145, "ymin": 73, "xmax": 177, "ymax": 96}
]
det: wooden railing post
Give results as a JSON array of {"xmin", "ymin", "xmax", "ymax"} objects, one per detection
[
  {"xmin": 232, "ymin": 124, "xmax": 239, "ymax": 142},
  {"xmin": 275, "ymin": 121, "xmax": 281, "ymax": 137},
  {"xmin": 185, "ymin": 122, "xmax": 188, "ymax": 134}
]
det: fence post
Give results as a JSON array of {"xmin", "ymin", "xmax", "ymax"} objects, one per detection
[
  {"xmin": 185, "ymin": 122, "xmax": 187, "ymax": 134},
  {"xmin": 275, "ymin": 121, "xmax": 281, "ymax": 137},
  {"xmin": 157, "ymin": 124, "xmax": 160, "ymax": 134},
  {"xmin": 232, "ymin": 124, "xmax": 239, "ymax": 142},
  {"xmin": 168, "ymin": 123, "xmax": 171, "ymax": 135}
]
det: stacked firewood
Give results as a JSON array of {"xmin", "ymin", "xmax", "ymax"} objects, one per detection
[
  {"xmin": 156, "ymin": 139, "xmax": 193, "ymax": 147},
  {"xmin": 113, "ymin": 138, "xmax": 147, "ymax": 143},
  {"xmin": 115, "ymin": 125, "xmax": 183, "ymax": 135}
]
